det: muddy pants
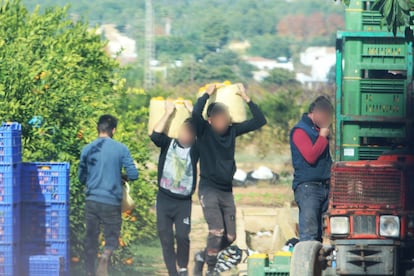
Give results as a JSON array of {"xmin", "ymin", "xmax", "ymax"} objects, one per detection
[
  {"xmin": 199, "ymin": 187, "xmax": 237, "ymax": 271},
  {"xmin": 157, "ymin": 192, "xmax": 192, "ymax": 276}
]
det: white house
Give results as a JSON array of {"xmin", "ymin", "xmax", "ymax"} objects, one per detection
[
  {"xmin": 245, "ymin": 56, "xmax": 294, "ymax": 71},
  {"xmin": 244, "ymin": 56, "xmax": 295, "ymax": 82},
  {"xmin": 97, "ymin": 24, "xmax": 138, "ymax": 65},
  {"xmin": 297, "ymin": 47, "xmax": 336, "ymax": 85}
]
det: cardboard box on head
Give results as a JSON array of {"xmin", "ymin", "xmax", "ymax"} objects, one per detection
[
  {"xmin": 198, "ymin": 82, "xmax": 247, "ymax": 123},
  {"xmin": 148, "ymin": 97, "xmax": 192, "ymax": 139}
]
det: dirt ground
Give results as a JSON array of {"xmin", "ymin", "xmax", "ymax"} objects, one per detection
[
  {"xmin": 150, "ymin": 149, "xmax": 296, "ymax": 275},
  {"xmin": 151, "ymin": 183, "xmax": 297, "ymax": 276},
  {"xmin": 187, "ymin": 184, "xmax": 297, "ymax": 276}
]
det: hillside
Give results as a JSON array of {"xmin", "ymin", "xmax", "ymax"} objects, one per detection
[{"xmin": 22, "ymin": 0, "xmax": 345, "ymax": 52}]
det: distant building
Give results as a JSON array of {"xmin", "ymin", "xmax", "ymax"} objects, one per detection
[
  {"xmin": 245, "ymin": 56, "xmax": 294, "ymax": 71},
  {"xmin": 97, "ymin": 24, "xmax": 137, "ymax": 65},
  {"xmin": 244, "ymin": 56, "xmax": 294, "ymax": 82},
  {"xmin": 228, "ymin": 40, "xmax": 251, "ymax": 53},
  {"xmin": 297, "ymin": 47, "xmax": 335, "ymax": 87}
]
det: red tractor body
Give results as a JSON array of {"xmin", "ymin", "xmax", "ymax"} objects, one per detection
[{"xmin": 324, "ymin": 153, "xmax": 414, "ymax": 275}]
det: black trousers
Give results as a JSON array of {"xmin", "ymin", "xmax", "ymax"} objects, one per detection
[
  {"xmin": 199, "ymin": 187, "xmax": 236, "ymax": 270},
  {"xmin": 156, "ymin": 192, "xmax": 192, "ymax": 276},
  {"xmin": 84, "ymin": 200, "xmax": 122, "ymax": 275}
]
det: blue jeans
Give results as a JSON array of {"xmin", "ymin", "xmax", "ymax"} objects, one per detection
[{"xmin": 294, "ymin": 182, "xmax": 329, "ymax": 242}]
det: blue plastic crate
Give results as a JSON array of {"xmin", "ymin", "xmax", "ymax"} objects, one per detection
[
  {"xmin": 21, "ymin": 202, "xmax": 69, "ymax": 243},
  {"xmin": 21, "ymin": 162, "xmax": 70, "ymax": 203},
  {"xmin": 21, "ymin": 242, "xmax": 69, "ymax": 276},
  {"xmin": 0, "ymin": 243, "xmax": 19, "ymax": 276},
  {"xmin": 0, "ymin": 204, "xmax": 20, "ymax": 244},
  {"xmin": 45, "ymin": 242, "xmax": 69, "ymax": 275},
  {"xmin": 0, "ymin": 123, "xmax": 21, "ymax": 164},
  {"xmin": 0, "ymin": 164, "xmax": 21, "ymax": 204},
  {"xmin": 29, "ymin": 255, "xmax": 64, "ymax": 276}
]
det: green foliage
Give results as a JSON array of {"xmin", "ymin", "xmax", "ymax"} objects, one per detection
[
  {"xmin": 156, "ymin": 36, "xmax": 194, "ymax": 61},
  {"xmin": 263, "ymin": 68, "xmax": 299, "ymax": 87},
  {"xmin": 259, "ymin": 89, "xmax": 303, "ymax": 142},
  {"xmin": 372, "ymin": 0, "xmax": 414, "ymax": 35},
  {"xmin": 248, "ymin": 35, "xmax": 292, "ymax": 59},
  {"xmin": 22, "ymin": 0, "xmax": 344, "ymax": 55},
  {"xmin": 0, "ymin": 0, "xmax": 155, "ymax": 271},
  {"xmin": 343, "ymin": 0, "xmax": 414, "ymax": 35},
  {"xmin": 199, "ymin": 20, "xmax": 230, "ymax": 55},
  {"xmin": 239, "ymin": 86, "xmax": 304, "ymax": 158}
]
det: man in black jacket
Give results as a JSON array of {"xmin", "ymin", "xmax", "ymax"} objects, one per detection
[
  {"xmin": 150, "ymin": 100, "xmax": 198, "ymax": 276},
  {"xmin": 192, "ymin": 84, "xmax": 267, "ymax": 276}
]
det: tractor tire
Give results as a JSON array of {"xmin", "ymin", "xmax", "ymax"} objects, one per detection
[
  {"xmin": 405, "ymin": 268, "xmax": 414, "ymax": 276},
  {"xmin": 290, "ymin": 240, "xmax": 323, "ymax": 276}
]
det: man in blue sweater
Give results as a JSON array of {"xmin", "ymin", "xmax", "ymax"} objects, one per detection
[{"xmin": 78, "ymin": 114, "xmax": 139, "ymax": 276}]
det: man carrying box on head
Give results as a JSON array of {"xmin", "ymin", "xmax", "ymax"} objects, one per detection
[
  {"xmin": 192, "ymin": 84, "xmax": 267, "ymax": 276},
  {"xmin": 150, "ymin": 100, "xmax": 199, "ymax": 276}
]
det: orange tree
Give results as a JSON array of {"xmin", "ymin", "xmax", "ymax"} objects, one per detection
[{"xmin": 0, "ymin": 0, "xmax": 156, "ymax": 271}]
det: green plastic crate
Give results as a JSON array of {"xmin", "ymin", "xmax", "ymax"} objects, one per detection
[
  {"xmin": 339, "ymin": 145, "xmax": 393, "ymax": 161},
  {"xmin": 247, "ymin": 253, "xmax": 291, "ymax": 276},
  {"xmin": 342, "ymin": 79, "xmax": 407, "ymax": 117},
  {"xmin": 342, "ymin": 121, "xmax": 407, "ymax": 143},
  {"xmin": 272, "ymin": 252, "xmax": 291, "ymax": 274},
  {"xmin": 345, "ymin": 0, "xmax": 406, "ymax": 33},
  {"xmin": 343, "ymin": 37, "xmax": 409, "ymax": 77},
  {"xmin": 248, "ymin": 254, "xmax": 268, "ymax": 276},
  {"xmin": 339, "ymin": 120, "xmax": 407, "ymax": 160}
]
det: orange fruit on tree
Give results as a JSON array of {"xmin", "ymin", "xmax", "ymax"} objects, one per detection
[
  {"xmin": 119, "ymin": 238, "xmax": 125, "ymax": 247},
  {"xmin": 124, "ymin": 258, "xmax": 133, "ymax": 265},
  {"xmin": 71, "ymin": 257, "xmax": 80, "ymax": 263}
]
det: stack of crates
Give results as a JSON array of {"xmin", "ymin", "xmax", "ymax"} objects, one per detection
[
  {"xmin": 336, "ymin": 0, "xmax": 414, "ymax": 161},
  {"xmin": 29, "ymin": 255, "xmax": 64, "ymax": 276},
  {"xmin": 0, "ymin": 123, "xmax": 22, "ymax": 276},
  {"xmin": 21, "ymin": 162, "xmax": 70, "ymax": 276},
  {"xmin": 247, "ymin": 252, "xmax": 291, "ymax": 276}
]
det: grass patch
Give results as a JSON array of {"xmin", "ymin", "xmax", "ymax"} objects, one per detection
[
  {"xmin": 70, "ymin": 239, "xmax": 164, "ymax": 276},
  {"xmin": 233, "ymin": 181, "xmax": 293, "ymax": 207}
]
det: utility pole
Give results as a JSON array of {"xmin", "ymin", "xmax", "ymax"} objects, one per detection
[{"xmin": 144, "ymin": 0, "xmax": 155, "ymax": 89}]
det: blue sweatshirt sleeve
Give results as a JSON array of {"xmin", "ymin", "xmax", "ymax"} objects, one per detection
[
  {"xmin": 122, "ymin": 146, "xmax": 139, "ymax": 181},
  {"xmin": 78, "ymin": 147, "xmax": 88, "ymax": 184}
]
